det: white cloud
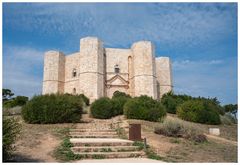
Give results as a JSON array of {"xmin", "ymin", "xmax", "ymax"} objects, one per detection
[
  {"xmin": 3, "ymin": 45, "xmax": 44, "ymax": 98},
  {"xmin": 172, "ymin": 58, "xmax": 237, "ymax": 104},
  {"xmin": 3, "ymin": 3, "xmax": 237, "ymax": 49}
]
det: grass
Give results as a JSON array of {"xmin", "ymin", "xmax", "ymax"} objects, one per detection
[
  {"xmin": 53, "ymin": 137, "xmax": 83, "ymax": 161},
  {"xmin": 154, "ymin": 118, "xmax": 207, "ymax": 143},
  {"xmin": 100, "ymin": 148, "xmax": 112, "ymax": 152},
  {"xmin": 162, "ymin": 139, "xmax": 237, "ymax": 162},
  {"xmin": 53, "ymin": 128, "xmax": 83, "ymax": 161},
  {"xmin": 170, "ymin": 138, "xmax": 181, "ymax": 144},
  {"xmin": 92, "ymin": 154, "xmax": 105, "ymax": 159},
  {"xmin": 132, "ymin": 141, "xmax": 163, "ymax": 160},
  {"xmin": 115, "ymin": 127, "xmax": 127, "ymax": 139}
]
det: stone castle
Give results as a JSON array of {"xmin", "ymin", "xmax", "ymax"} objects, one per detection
[{"xmin": 42, "ymin": 37, "xmax": 173, "ymax": 102}]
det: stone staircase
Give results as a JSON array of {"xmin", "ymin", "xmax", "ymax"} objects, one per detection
[{"xmin": 69, "ymin": 128, "xmax": 145, "ymax": 159}]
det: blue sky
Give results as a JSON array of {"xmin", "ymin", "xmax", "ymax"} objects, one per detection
[{"xmin": 3, "ymin": 3, "xmax": 238, "ymax": 105}]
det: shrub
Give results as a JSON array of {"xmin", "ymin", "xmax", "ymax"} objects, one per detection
[
  {"xmin": 154, "ymin": 119, "xmax": 207, "ymax": 143},
  {"xmin": 111, "ymin": 96, "xmax": 130, "ymax": 116},
  {"xmin": 124, "ymin": 95, "xmax": 166, "ymax": 122},
  {"xmin": 90, "ymin": 97, "xmax": 113, "ymax": 119},
  {"xmin": 112, "ymin": 91, "xmax": 131, "ymax": 99},
  {"xmin": 78, "ymin": 94, "xmax": 90, "ymax": 106},
  {"xmin": 3, "ymin": 117, "xmax": 21, "ymax": 161},
  {"xmin": 22, "ymin": 94, "xmax": 83, "ymax": 124},
  {"xmin": 176, "ymin": 100, "xmax": 221, "ymax": 125},
  {"xmin": 161, "ymin": 95, "xmax": 184, "ymax": 114},
  {"xmin": 3, "ymin": 96, "xmax": 28, "ymax": 109},
  {"xmin": 161, "ymin": 91, "xmax": 224, "ymax": 116},
  {"xmin": 14, "ymin": 96, "xmax": 28, "ymax": 106},
  {"xmin": 220, "ymin": 113, "xmax": 237, "ymax": 125}
]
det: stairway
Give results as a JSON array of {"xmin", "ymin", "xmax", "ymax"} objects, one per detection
[{"xmin": 69, "ymin": 128, "xmax": 145, "ymax": 159}]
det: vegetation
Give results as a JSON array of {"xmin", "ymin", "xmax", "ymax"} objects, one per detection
[
  {"xmin": 124, "ymin": 95, "xmax": 166, "ymax": 122},
  {"xmin": 154, "ymin": 119, "xmax": 207, "ymax": 143},
  {"xmin": 3, "ymin": 89, "xmax": 29, "ymax": 108},
  {"xmin": 21, "ymin": 94, "xmax": 83, "ymax": 124},
  {"xmin": 112, "ymin": 90, "xmax": 131, "ymax": 99},
  {"xmin": 90, "ymin": 97, "xmax": 113, "ymax": 119},
  {"xmin": 111, "ymin": 91, "xmax": 131, "ymax": 116},
  {"xmin": 3, "ymin": 117, "xmax": 21, "ymax": 162},
  {"xmin": 4, "ymin": 96, "xmax": 29, "ymax": 109},
  {"xmin": 79, "ymin": 94, "xmax": 90, "ymax": 106},
  {"xmin": 133, "ymin": 141, "xmax": 162, "ymax": 160},
  {"xmin": 220, "ymin": 113, "xmax": 237, "ymax": 125},
  {"xmin": 177, "ymin": 100, "xmax": 221, "ymax": 125},
  {"xmin": 90, "ymin": 91, "xmax": 131, "ymax": 119},
  {"xmin": 3, "ymin": 88, "xmax": 14, "ymax": 102},
  {"xmin": 54, "ymin": 137, "xmax": 83, "ymax": 161},
  {"xmin": 223, "ymin": 104, "xmax": 238, "ymax": 120},
  {"xmin": 161, "ymin": 91, "xmax": 224, "ymax": 116}
]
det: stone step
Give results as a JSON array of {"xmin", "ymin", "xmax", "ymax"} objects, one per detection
[
  {"xmin": 70, "ymin": 138, "xmax": 133, "ymax": 147},
  {"xmin": 70, "ymin": 135, "xmax": 119, "ymax": 138},
  {"xmin": 69, "ymin": 132, "xmax": 117, "ymax": 136},
  {"xmin": 70, "ymin": 129, "xmax": 115, "ymax": 132},
  {"xmin": 72, "ymin": 151, "xmax": 144, "ymax": 159},
  {"xmin": 71, "ymin": 146, "xmax": 140, "ymax": 152}
]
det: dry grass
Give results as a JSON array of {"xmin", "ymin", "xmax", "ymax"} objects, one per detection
[{"xmin": 126, "ymin": 113, "xmax": 237, "ymax": 163}]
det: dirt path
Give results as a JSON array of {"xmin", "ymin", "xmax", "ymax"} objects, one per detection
[
  {"xmin": 205, "ymin": 134, "xmax": 238, "ymax": 146},
  {"xmin": 13, "ymin": 132, "xmax": 60, "ymax": 162}
]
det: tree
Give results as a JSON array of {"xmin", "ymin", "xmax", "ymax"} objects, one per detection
[
  {"xmin": 224, "ymin": 104, "xmax": 238, "ymax": 119},
  {"xmin": 2, "ymin": 89, "xmax": 14, "ymax": 102}
]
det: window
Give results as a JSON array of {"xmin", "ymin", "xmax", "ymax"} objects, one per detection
[
  {"xmin": 114, "ymin": 64, "xmax": 120, "ymax": 74},
  {"xmin": 73, "ymin": 88, "xmax": 76, "ymax": 95},
  {"xmin": 72, "ymin": 69, "xmax": 77, "ymax": 77}
]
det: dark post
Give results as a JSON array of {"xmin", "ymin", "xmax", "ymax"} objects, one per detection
[{"xmin": 129, "ymin": 124, "xmax": 141, "ymax": 141}]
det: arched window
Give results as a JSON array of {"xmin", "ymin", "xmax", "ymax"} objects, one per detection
[
  {"xmin": 72, "ymin": 69, "xmax": 77, "ymax": 77},
  {"xmin": 73, "ymin": 88, "xmax": 76, "ymax": 95},
  {"xmin": 114, "ymin": 64, "xmax": 120, "ymax": 74}
]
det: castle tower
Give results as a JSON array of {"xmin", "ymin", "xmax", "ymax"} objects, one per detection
[
  {"xmin": 79, "ymin": 37, "xmax": 105, "ymax": 102},
  {"xmin": 42, "ymin": 51, "xmax": 65, "ymax": 94},
  {"xmin": 156, "ymin": 57, "xmax": 173, "ymax": 98},
  {"xmin": 131, "ymin": 41, "xmax": 157, "ymax": 99}
]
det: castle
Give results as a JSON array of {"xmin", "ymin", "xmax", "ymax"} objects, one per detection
[{"xmin": 42, "ymin": 37, "xmax": 173, "ymax": 102}]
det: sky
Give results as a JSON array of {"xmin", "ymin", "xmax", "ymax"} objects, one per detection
[{"xmin": 2, "ymin": 3, "xmax": 238, "ymax": 105}]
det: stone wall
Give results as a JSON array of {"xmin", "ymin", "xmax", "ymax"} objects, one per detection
[
  {"xmin": 64, "ymin": 52, "xmax": 80, "ymax": 94},
  {"xmin": 155, "ymin": 57, "xmax": 173, "ymax": 98},
  {"xmin": 105, "ymin": 48, "xmax": 131, "ymax": 97},
  {"xmin": 131, "ymin": 41, "xmax": 157, "ymax": 99},
  {"xmin": 79, "ymin": 37, "xmax": 104, "ymax": 102},
  {"xmin": 42, "ymin": 51, "xmax": 65, "ymax": 94},
  {"xmin": 42, "ymin": 37, "xmax": 173, "ymax": 102}
]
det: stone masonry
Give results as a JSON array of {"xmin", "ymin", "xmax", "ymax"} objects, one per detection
[{"xmin": 42, "ymin": 37, "xmax": 173, "ymax": 102}]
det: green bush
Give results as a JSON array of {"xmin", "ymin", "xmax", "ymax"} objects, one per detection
[
  {"xmin": 90, "ymin": 97, "xmax": 113, "ymax": 119},
  {"xmin": 22, "ymin": 94, "xmax": 83, "ymax": 124},
  {"xmin": 3, "ymin": 117, "xmax": 21, "ymax": 161},
  {"xmin": 176, "ymin": 100, "xmax": 221, "ymax": 124},
  {"xmin": 161, "ymin": 95, "xmax": 184, "ymax": 114},
  {"xmin": 112, "ymin": 91, "xmax": 131, "ymax": 99},
  {"xmin": 3, "ymin": 96, "xmax": 28, "ymax": 109},
  {"xmin": 161, "ymin": 91, "xmax": 224, "ymax": 115},
  {"xmin": 78, "ymin": 94, "xmax": 90, "ymax": 106},
  {"xmin": 111, "ymin": 97, "xmax": 131, "ymax": 116},
  {"xmin": 124, "ymin": 95, "xmax": 166, "ymax": 122}
]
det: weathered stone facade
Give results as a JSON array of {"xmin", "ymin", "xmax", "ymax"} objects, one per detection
[{"xmin": 42, "ymin": 37, "xmax": 173, "ymax": 102}]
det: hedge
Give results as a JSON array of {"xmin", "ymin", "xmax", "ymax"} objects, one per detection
[
  {"xmin": 176, "ymin": 100, "xmax": 221, "ymax": 125},
  {"xmin": 90, "ymin": 97, "xmax": 113, "ymax": 119},
  {"xmin": 21, "ymin": 94, "xmax": 83, "ymax": 124},
  {"xmin": 124, "ymin": 95, "xmax": 166, "ymax": 122},
  {"xmin": 3, "ymin": 117, "xmax": 21, "ymax": 161}
]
